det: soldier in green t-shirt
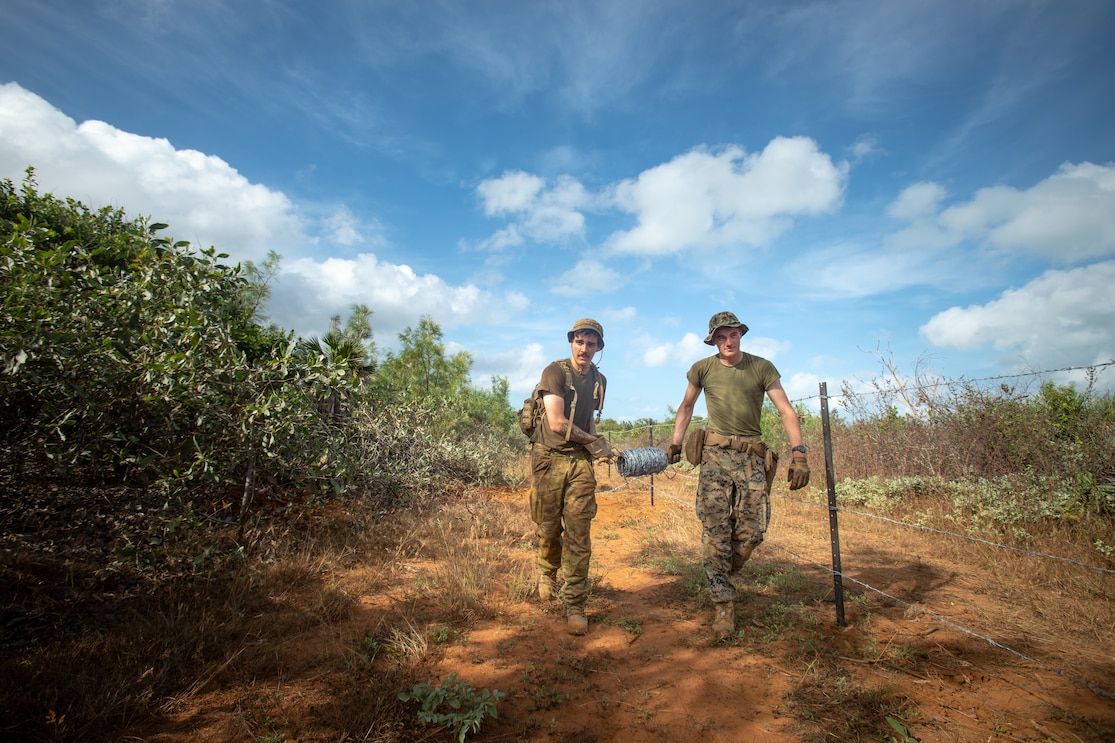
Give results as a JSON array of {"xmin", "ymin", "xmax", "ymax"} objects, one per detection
[
  {"xmin": 667, "ymin": 312, "xmax": 811, "ymax": 641},
  {"xmin": 528, "ymin": 319, "xmax": 614, "ymax": 636}
]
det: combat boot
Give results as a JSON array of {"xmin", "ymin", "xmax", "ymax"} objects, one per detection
[
  {"xmin": 566, "ymin": 604, "xmax": 588, "ymax": 636},
  {"xmin": 538, "ymin": 574, "xmax": 559, "ymax": 601},
  {"xmin": 712, "ymin": 601, "xmax": 734, "ymax": 641}
]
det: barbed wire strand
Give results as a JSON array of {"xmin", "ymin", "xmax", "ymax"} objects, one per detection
[
  {"xmin": 789, "ymin": 359, "xmax": 1115, "ymax": 406},
  {"xmin": 616, "ymin": 468, "xmax": 1115, "ymax": 575},
  {"xmin": 594, "ymin": 474, "xmax": 1115, "ymax": 702},
  {"xmin": 769, "ymin": 493, "xmax": 1115, "ymax": 576},
  {"xmin": 762, "ymin": 540, "xmax": 1115, "ymax": 703}
]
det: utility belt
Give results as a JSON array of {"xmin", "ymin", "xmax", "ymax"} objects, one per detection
[
  {"xmin": 704, "ymin": 431, "xmax": 767, "ymax": 457},
  {"xmin": 702, "ymin": 431, "xmax": 779, "ymax": 494}
]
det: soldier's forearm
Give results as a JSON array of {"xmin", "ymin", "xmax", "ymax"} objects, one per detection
[{"xmin": 557, "ymin": 420, "xmax": 597, "ymax": 445}]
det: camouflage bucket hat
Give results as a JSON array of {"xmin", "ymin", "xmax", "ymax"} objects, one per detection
[
  {"xmin": 568, "ymin": 318, "xmax": 604, "ymax": 349},
  {"xmin": 703, "ymin": 311, "xmax": 749, "ymax": 345}
]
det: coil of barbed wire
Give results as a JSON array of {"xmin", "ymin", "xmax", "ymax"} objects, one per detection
[{"xmin": 616, "ymin": 446, "xmax": 670, "ymax": 478}]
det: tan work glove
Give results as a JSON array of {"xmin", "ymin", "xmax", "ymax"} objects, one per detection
[
  {"xmin": 787, "ymin": 458, "xmax": 810, "ymax": 490},
  {"xmin": 585, "ymin": 436, "xmax": 615, "ymax": 461},
  {"xmin": 666, "ymin": 444, "xmax": 682, "ymax": 464}
]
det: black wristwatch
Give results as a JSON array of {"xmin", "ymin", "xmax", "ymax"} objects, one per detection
[{"xmin": 791, "ymin": 445, "xmax": 807, "ymax": 455}]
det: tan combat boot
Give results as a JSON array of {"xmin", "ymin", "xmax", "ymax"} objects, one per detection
[
  {"xmin": 566, "ymin": 604, "xmax": 588, "ymax": 636},
  {"xmin": 538, "ymin": 574, "xmax": 559, "ymax": 601},
  {"xmin": 712, "ymin": 601, "xmax": 734, "ymax": 641}
]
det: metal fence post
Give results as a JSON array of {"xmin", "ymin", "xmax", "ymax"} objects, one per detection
[{"xmin": 820, "ymin": 381, "xmax": 846, "ymax": 626}]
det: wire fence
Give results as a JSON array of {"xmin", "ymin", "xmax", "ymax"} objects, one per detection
[
  {"xmin": 594, "ymin": 362, "xmax": 1115, "ymax": 704},
  {"xmin": 601, "ymin": 466, "xmax": 1115, "ymax": 704}
]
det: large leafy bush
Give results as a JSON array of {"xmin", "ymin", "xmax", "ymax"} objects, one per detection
[
  {"xmin": 0, "ymin": 172, "xmax": 290, "ymax": 483},
  {"xmin": 1, "ymin": 171, "xmax": 519, "ymax": 503}
]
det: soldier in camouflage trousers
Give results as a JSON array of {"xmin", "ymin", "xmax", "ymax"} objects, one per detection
[
  {"xmin": 667, "ymin": 312, "xmax": 811, "ymax": 641},
  {"xmin": 695, "ymin": 445, "xmax": 771, "ymax": 602},
  {"xmin": 528, "ymin": 319, "xmax": 614, "ymax": 636}
]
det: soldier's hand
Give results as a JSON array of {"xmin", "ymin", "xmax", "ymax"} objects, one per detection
[
  {"xmin": 666, "ymin": 444, "xmax": 682, "ymax": 464},
  {"xmin": 787, "ymin": 458, "xmax": 810, "ymax": 490},
  {"xmin": 585, "ymin": 436, "xmax": 615, "ymax": 461}
]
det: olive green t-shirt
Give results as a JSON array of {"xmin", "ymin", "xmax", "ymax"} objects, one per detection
[
  {"xmin": 535, "ymin": 360, "xmax": 606, "ymax": 453},
  {"xmin": 686, "ymin": 353, "xmax": 780, "ymax": 437}
]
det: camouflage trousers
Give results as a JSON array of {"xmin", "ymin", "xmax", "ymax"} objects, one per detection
[
  {"xmin": 695, "ymin": 446, "xmax": 771, "ymax": 603},
  {"xmin": 529, "ymin": 447, "xmax": 598, "ymax": 607}
]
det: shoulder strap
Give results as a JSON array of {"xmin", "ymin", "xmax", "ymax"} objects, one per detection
[
  {"xmin": 555, "ymin": 359, "xmax": 577, "ymax": 441},
  {"xmin": 591, "ymin": 364, "xmax": 605, "ymax": 419}
]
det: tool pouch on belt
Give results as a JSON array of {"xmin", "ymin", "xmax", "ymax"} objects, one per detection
[
  {"xmin": 683, "ymin": 428, "xmax": 706, "ymax": 466},
  {"xmin": 764, "ymin": 449, "xmax": 779, "ymax": 495},
  {"xmin": 705, "ymin": 431, "xmax": 767, "ymax": 456}
]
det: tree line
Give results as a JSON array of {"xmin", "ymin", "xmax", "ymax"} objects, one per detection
[{"xmin": 0, "ymin": 170, "xmax": 518, "ymax": 514}]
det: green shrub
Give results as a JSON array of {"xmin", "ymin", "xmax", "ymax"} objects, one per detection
[{"xmin": 398, "ymin": 673, "xmax": 504, "ymax": 742}]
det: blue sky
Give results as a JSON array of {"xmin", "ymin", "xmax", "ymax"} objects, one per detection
[{"xmin": 3, "ymin": 0, "xmax": 1114, "ymax": 422}]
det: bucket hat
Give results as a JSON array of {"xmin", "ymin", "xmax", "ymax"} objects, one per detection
[
  {"xmin": 703, "ymin": 311, "xmax": 749, "ymax": 345},
  {"xmin": 568, "ymin": 318, "xmax": 604, "ymax": 349}
]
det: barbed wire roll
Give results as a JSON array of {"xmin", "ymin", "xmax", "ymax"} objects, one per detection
[{"xmin": 616, "ymin": 447, "xmax": 670, "ymax": 478}]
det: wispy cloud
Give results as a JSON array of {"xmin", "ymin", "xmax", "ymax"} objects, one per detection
[{"xmin": 887, "ymin": 163, "xmax": 1115, "ymax": 261}]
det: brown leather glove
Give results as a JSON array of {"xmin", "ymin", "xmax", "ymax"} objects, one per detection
[
  {"xmin": 585, "ymin": 436, "xmax": 615, "ymax": 461},
  {"xmin": 666, "ymin": 444, "xmax": 682, "ymax": 464},
  {"xmin": 787, "ymin": 458, "xmax": 810, "ymax": 490}
]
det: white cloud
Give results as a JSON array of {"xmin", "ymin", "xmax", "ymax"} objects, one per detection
[
  {"xmin": 920, "ymin": 260, "xmax": 1115, "ymax": 368},
  {"xmin": 474, "ymin": 137, "xmax": 845, "ymax": 259},
  {"xmin": 887, "ymin": 181, "xmax": 947, "ymax": 221},
  {"xmin": 324, "ymin": 206, "xmax": 383, "ymax": 248},
  {"xmin": 269, "ymin": 254, "xmax": 511, "ymax": 338},
  {"xmin": 0, "ymin": 82, "xmax": 303, "ymax": 264},
  {"xmin": 782, "ymin": 371, "xmax": 823, "ymax": 410},
  {"xmin": 478, "ymin": 170, "xmax": 545, "ymax": 214},
  {"xmin": 804, "ymin": 241, "xmax": 959, "ymax": 299},
  {"xmin": 743, "ymin": 336, "xmax": 793, "ymax": 363},
  {"xmin": 605, "ymin": 137, "xmax": 846, "ymax": 256},
  {"xmin": 887, "ymin": 162, "xmax": 1115, "ymax": 261},
  {"xmin": 642, "ymin": 332, "xmax": 708, "ymax": 368},
  {"xmin": 847, "ymin": 134, "xmax": 881, "ymax": 163},
  {"xmin": 606, "ymin": 306, "xmax": 637, "ymax": 323},
  {"xmin": 476, "ymin": 171, "xmax": 588, "ymax": 244},
  {"xmin": 474, "ymin": 342, "xmax": 549, "ymax": 395},
  {"xmin": 549, "ymin": 256, "xmax": 623, "ymax": 297},
  {"xmin": 475, "ymin": 225, "xmax": 524, "ymax": 252},
  {"xmin": 0, "ymin": 83, "xmax": 506, "ymax": 347}
]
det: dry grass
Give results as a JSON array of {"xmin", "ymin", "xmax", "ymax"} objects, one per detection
[
  {"xmin": 0, "ymin": 482, "xmax": 537, "ymax": 742},
  {"xmin": 2, "ymin": 462, "xmax": 1112, "ymax": 742},
  {"xmin": 617, "ymin": 470, "xmax": 1115, "ymax": 742}
]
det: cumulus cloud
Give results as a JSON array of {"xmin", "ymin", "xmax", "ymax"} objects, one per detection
[
  {"xmin": 478, "ymin": 170, "xmax": 545, "ymax": 214},
  {"xmin": 269, "ymin": 254, "xmax": 513, "ymax": 340},
  {"xmin": 605, "ymin": 137, "xmax": 846, "ymax": 256},
  {"xmin": 642, "ymin": 332, "xmax": 708, "ymax": 368},
  {"xmin": 473, "ymin": 137, "xmax": 845, "ymax": 260},
  {"xmin": 920, "ymin": 260, "xmax": 1115, "ymax": 368},
  {"xmin": 472, "ymin": 342, "xmax": 549, "ymax": 395},
  {"xmin": 0, "ymin": 83, "xmax": 506, "ymax": 346},
  {"xmin": 476, "ymin": 170, "xmax": 589, "ymax": 244},
  {"xmin": 0, "ymin": 82, "xmax": 303, "ymax": 264},
  {"xmin": 887, "ymin": 162, "xmax": 1115, "ymax": 261}
]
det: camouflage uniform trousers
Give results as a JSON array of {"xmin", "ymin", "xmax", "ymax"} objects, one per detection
[
  {"xmin": 529, "ymin": 447, "xmax": 598, "ymax": 607},
  {"xmin": 695, "ymin": 445, "xmax": 771, "ymax": 603}
]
